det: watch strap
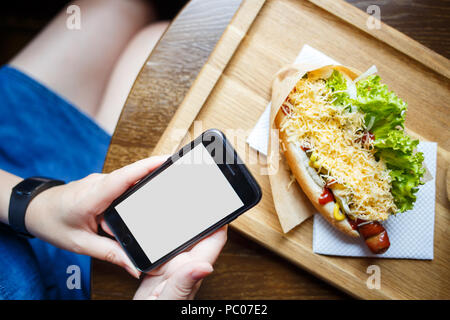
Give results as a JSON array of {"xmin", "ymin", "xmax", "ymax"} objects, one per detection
[{"xmin": 9, "ymin": 177, "xmax": 64, "ymax": 238}]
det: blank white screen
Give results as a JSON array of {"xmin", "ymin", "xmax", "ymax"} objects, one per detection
[{"xmin": 115, "ymin": 143, "xmax": 244, "ymax": 262}]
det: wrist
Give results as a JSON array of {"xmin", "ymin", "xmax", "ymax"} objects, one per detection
[
  {"xmin": 25, "ymin": 185, "xmax": 60, "ymax": 238},
  {"xmin": 7, "ymin": 177, "xmax": 65, "ymax": 238}
]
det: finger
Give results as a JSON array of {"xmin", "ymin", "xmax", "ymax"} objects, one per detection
[
  {"xmin": 148, "ymin": 279, "xmax": 168, "ymax": 299},
  {"xmin": 188, "ymin": 279, "xmax": 204, "ymax": 300},
  {"xmin": 100, "ymin": 217, "xmax": 115, "ymax": 237},
  {"xmin": 188, "ymin": 226, "xmax": 228, "ymax": 264},
  {"xmin": 80, "ymin": 233, "xmax": 141, "ymax": 279},
  {"xmin": 158, "ymin": 261, "xmax": 213, "ymax": 300},
  {"xmin": 97, "ymin": 155, "xmax": 169, "ymax": 205},
  {"xmin": 133, "ymin": 275, "xmax": 167, "ymax": 300},
  {"xmin": 146, "ymin": 251, "xmax": 192, "ymax": 277},
  {"xmin": 147, "ymin": 226, "xmax": 228, "ymax": 277}
]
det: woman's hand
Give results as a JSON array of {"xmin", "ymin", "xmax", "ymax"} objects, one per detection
[
  {"xmin": 133, "ymin": 226, "xmax": 227, "ymax": 300},
  {"xmin": 25, "ymin": 156, "xmax": 168, "ymax": 278}
]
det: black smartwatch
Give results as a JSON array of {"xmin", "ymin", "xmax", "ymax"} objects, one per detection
[{"xmin": 8, "ymin": 177, "xmax": 65, "ymax": 238}]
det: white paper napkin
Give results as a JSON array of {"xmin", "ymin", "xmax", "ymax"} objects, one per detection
[{"xmin": 246, "ymin": 45, "xmax": 437, "ymax": 259}]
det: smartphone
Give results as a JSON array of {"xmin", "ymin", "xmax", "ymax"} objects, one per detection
[{"xmin": 103, "ymin": 129, "xmax": 262, "ymax": 272}]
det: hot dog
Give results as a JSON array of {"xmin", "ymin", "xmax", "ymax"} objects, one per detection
[
  {"xmin": 349, "ymin": 219, "xmax": 390, "ymax": 254},
  {"xmin": 273, "ymin": 65, "xmax": 425, "ymax": 254}
]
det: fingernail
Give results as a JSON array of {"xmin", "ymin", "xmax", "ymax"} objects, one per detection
[
  {"xmin": 126, "ymin": 265, "xmax": 140, "ymax": 279},
  {"xmin": 135, "ymin": 270, "xmax": 142, "ymax": 279}
]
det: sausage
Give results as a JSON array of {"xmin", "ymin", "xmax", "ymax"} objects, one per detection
[{"xmin": 357, "ymin": 221, "xmax": 390, "ymax": 254}]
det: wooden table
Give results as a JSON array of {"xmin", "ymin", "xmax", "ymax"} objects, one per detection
[{"xmin": 92, "ymin": 0, "xmax": 450, "ymax": 300}]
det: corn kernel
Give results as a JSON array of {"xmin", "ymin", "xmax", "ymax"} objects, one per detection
[
  {"xmin": 313, "ymin": 160, "xmax": 322, "ymax": 169},
  {"xmin": 333, "ymin": 203, "xmax": 345, "ymax": 221},
  {"xmin": 310, "ymin": 152, "xmax": 318, "ymax": 162}
]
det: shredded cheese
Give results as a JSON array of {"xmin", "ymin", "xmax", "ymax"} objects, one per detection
[{"xmin": 280, "ymin": 78, "xmax": 396, "ymax": 221}]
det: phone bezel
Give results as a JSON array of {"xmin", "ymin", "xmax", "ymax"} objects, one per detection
[{"xmin": 103, "ymin": 129, "xmax": 262, "ymax": 272}]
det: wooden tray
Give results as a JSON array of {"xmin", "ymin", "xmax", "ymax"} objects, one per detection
[{"xmin": 152, "ymin": 0, "xmax": 450, "ymax": 299}]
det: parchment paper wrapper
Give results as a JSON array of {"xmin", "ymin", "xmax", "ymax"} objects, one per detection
[{"xmin": 267, "ymin": 63, "xmax": 323, "ymax": 233}]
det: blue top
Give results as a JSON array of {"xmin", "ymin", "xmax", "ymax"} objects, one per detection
[{"xmin": 0, "ymin": 65, "xmax": 111, "ymax": 299}]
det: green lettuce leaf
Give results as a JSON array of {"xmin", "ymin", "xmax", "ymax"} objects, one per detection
[
  {"xmin": 354, "ymin": 75, "xmax": 407, "ymax": 137},
  {"xmin": 326, "ymin": 70, "xmax": 351, "ymax": 107},
  {"xmin": 374, "ymin": 130, "xmax": 418, "ymax": 154},
  {"xmin": 326, "ymin": 72, "xmax": 425, "ymax": 213}
]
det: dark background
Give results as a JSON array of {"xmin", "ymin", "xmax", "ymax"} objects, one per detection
[{"xmin": 0, "ymin": 0, "xmax": 449, "ymax": 65}]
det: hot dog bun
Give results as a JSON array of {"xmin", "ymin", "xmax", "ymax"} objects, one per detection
[
  {"xmin": 273, "ymin": 65, "xmax": 362, "ymax": 238},
  {"xmin": 271, "ymin": 65, "xmax": 397, "ymax": 254},
  {"xmin": 275, "ymin": 109, "xmax": 359, "ymax": 238}
]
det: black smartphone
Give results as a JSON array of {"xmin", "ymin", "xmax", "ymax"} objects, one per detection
[{"xmin": 103, "ymin": 129, "xmax": 262, "ymax": 272}]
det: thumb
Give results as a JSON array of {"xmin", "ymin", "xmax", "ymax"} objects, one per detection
[
  {"xmin": 95, "ymin": 156, "xmax": 168, "ymax": 207},
  {"xmin": 80, "ymin": 233, "xmax": 141, "ymax": 279},
  {"xmin": 158, "ymin": 261, "xmax": 213, "ymax": 300}
]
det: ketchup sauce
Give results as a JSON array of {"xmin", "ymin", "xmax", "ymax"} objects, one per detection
[
  {"xmin": 361, "ymin": 132, "xmax": 375, "ymax": 144},
  {"xmin": 281, "ymin": 104, "xmax": 291, "ymax": 115},
  {"xmin": 318, "ymin": 187, "xmax": 334, "ymax": 205}
]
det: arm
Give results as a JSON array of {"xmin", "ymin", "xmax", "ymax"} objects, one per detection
[
  {"xmin": 0, "ymin": 169, "xmax": 22, "ymax": 225},
  {"xmin": 0, "ymin": 157, "xmax": 168, "ymax": 278},
  {"xmin": 0, "ymin": 157, "xmax": 228, "ymax": 300}
]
